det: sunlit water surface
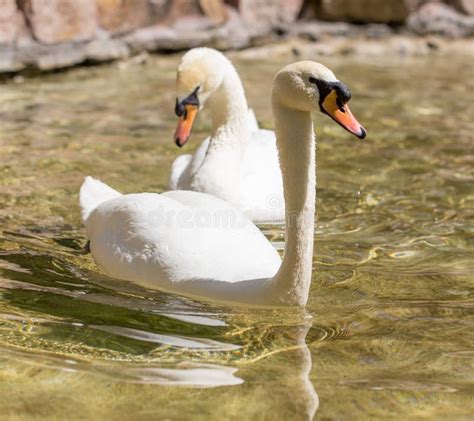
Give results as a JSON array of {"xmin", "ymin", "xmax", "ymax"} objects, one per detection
[{"xmin": 0, "ymin": 49, "xmax": 473, "ymax": 420}]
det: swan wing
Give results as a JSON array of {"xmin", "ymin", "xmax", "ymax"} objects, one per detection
[
  {"xmin": 84, "ymin": 186, "xmax": 281, "ymax": 294},
  {"xmin": 241, "ymin": 129, "xmax": 285, "ymax": 223},
  {"xmin": 169, "ymin": 154, "xmax": 192, "ymax": 190},
  {"xmin": 171, "ymin": 137, "xmax": 211, "ymax": 190}
]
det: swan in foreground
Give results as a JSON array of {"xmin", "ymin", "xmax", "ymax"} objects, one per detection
[
  {"xmin": 169, "ymin": 48, "xmax": 285, "ymax": 224},
  {"xmin": 80, "ymin": 61, "xmax": 366, "ymax": 307}
]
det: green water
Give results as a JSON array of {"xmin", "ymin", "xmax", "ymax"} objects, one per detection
[{"xmin": 0, "ymin": 48, "xmax": 473, "ymax": 420}]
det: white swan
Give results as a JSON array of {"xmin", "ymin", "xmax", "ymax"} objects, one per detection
[
  {"xmin": 169, "ymin": 48, "xmax": 285, "ymax": 224},
  {"xmin": 80, "ymin": 61, "xmax": 366, "ymax": 307}
]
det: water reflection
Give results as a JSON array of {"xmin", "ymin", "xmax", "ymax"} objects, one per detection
[
  {"xmin": 290, "ymin": 321, "xmax": 319, "ymax": 420},
  {"xmin": 1, "ymin": 294, "xmax": 318, "ymax": 417},
  {"xmin": 1, "ymin": 317, "xmax": 319, "ymax": 418},
  {"xmin": 2, "ymin": 346, "xmax": 244, "ymax": 387}
]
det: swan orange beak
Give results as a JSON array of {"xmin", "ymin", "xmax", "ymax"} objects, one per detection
[
  {"xmin": 174, "ymin": 104, "xmax": 198, "ymax": 147},
  {"xmin": 322, "ymin": 90, "xmax": 366, "ymax": 139}
]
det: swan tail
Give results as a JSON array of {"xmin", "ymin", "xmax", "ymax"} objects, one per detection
[{"xmin": 79, "ymin": 176, "xmax": 122, "ymax": 223}]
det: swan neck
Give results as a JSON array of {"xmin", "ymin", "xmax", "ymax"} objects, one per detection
[
  {"xmin": 189, "ymin": 63, "xmax": 250, "ymax": 203},
  {"xmin": 207, "ymin": 65, "xmax": 250, "ymax": 142},
  {"xmin": 271, "ymin": 104, "xmax": 316, "ymax": 306}
]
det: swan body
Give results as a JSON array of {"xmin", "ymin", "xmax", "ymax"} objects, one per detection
[
  {"xmin": 80, "ymin": 61, "xmax": 366, "ymax": 306},
  {"xmin": 170, "ymin": 128, "xmax": 282, "ymax": 223},
  {"xmin": 81, "ymin": 177, "xmax": 281, "ymax": 294},
  {"xmin": 169, "ymin": 48, "xmax": 285, "ymax": 224}
]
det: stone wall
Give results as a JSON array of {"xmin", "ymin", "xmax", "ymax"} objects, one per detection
[{"xmin": 0, "ymin": 0, "xmax": 473, "ymax": 72}]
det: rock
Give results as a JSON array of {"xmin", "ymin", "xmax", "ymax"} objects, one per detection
[
  {"xmin": 297, "ymin": 0, "xmax": 319, "ymax": 19},
  {"xmin": 149, "ymin": 0, "xmax": 173, "ymax": 22},
  {"xmin": 408, "ymin": 2, "xmax": 474, "ymax": 37},
  {"xmin": 282, "ymin": 21, "xmax": 357, "ymax": 41},
  {"xmin": 35, "ymin": 43, "xmax": 87, "ymax": 70},
  {"xmin": 448, "ymin": 0, "xmax": 474, "ymax": 15},
  {"xmin": 21, "ymin": 0, "xmax": 97, "ymax": 44},
  {"xmin": 96, "ymin": 0, "xmax": 151, "ymax": 34},
  {"xmin": 199, "ymin": 0, "xmax": 228, "ymax": 25},
  {"xmin": 85, "ymin": 37, "xmax": 130, "ymax": 62},
  {"xmin": 123, "ymin": 25, "xmax": 177, "ymax": 52},
  {"xmin": 123, "ymin": 24, "xmax": 213, "ymax": 52},
  {"xmin": 211, "ymin": 6, "xmax": 254, "ymax": 49},
  {"xmin": 232, "ymin": 0, "xmax": 304, "ymax": 27},
  {"xmin": 0, "ymin": 45, "xmax": 24, "ymax": 71},
  {"xmin": 13, "ymin": 39, "xmax": 87, "ymax": 70},
  {"xmin": 123, "ymin": 6, "xmax": 256, "ymax": 53},
  {"xmin": 0, "ymin": 0, "xmax": 28, "ymax": 45},
  {"xmin": 173, "ymin": 14, "xmax": 216, "ymax": 32},
  {"xmin": 212, "ymin": 25, "xmax": 250, "ymax": 49},
  {"xmin": 317, "ymin": 0, "xmax": 419, "ymax": 23},
  {"xmin": 164, "ymin": 0, "xmax": 202, "ymax": 23},
  {"xmin": 366, "ymin": 23, "xmax": 394, "ymax": 38}
]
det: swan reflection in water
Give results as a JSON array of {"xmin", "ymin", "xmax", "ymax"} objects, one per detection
[
  {"xmin": 0, "ymin": 269, "xmax": 318, "ymax": 419},
  {"xmin": 87, "ymin": 312, "xmax": 320, "ymax": 419}
]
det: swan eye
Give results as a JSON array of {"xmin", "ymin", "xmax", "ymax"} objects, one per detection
[
  {"xmin": 336, "ymin": 98, "xmax": 346, "ymax": 113},
  {"xmin": 308, "ymin": 77, "xmax": 317, "ymax": 84},
  {"xmin": 335, "ymin": 84, "xmax": 351, "ymax": 103},
  {"xmin": 175, "ymin": 99, "xmax": 185, "ymax": 117}
]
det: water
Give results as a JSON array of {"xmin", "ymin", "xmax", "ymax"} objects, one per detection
[{"xmin": 1, "ymin": 48, "xmax": 473, "ymax": 419}]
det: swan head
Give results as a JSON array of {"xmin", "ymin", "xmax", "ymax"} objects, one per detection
[
  {"xmin": 174, "ymin": 48, "xmax": 228, "ymax": 147},
  {"xmin": 272, "ymin": 61, "xmax": 366, "ymax": 139}
]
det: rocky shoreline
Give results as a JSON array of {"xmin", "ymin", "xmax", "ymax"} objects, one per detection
[{"xmin": 1, "ymin": 0, "xmax": 473, "ymax": 74}]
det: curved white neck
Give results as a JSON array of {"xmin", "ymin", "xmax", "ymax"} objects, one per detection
[
  {"xmin": 191, "ymin": 62, "xmax": 252, "ymax": 201},
  {"xmin": 270, "ymin": 104, "xmax": 316, "ymax": 306},
  {"xmin": 206, "ymin": 64, "xmax": 251, "ymax": 149}
]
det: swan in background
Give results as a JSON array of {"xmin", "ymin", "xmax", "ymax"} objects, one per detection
[
  {"xmin": 80, "ymin": 61, "xmax": 365, "ymax": 307},
  {"xmin": 169, "ymin": 48, "xmax": 285, "ymax": 224}
]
